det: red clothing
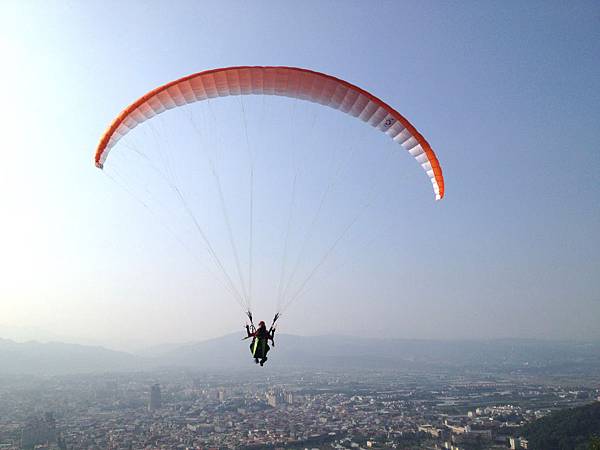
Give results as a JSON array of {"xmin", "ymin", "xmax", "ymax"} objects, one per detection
[{"xmin": 247, "ymin": 325, "xmax": 274, "ymax": 342}]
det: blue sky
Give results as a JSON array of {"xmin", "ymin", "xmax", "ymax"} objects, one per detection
[{"xmin": 0, "ymin": 1, "xmax": 598, "ymax": 349}]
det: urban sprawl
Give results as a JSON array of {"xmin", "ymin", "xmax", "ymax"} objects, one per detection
[{"xmin": 1, "ymin": 369, "xmax": 598, "ymax": 450}]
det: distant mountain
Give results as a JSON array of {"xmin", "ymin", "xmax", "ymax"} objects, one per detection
[
  {"xmin": 152, "ymin": 334, "xmax": 600, "ymax": 372},
  {"xmin": 0, "ymin": 325, "xmax": 147, "ymax": 352},
  {"xmin": 135, "ymin": 342, "xmax": 191, "ymax": 358},
  {"xmin": 154, "ymin": 333, "xmax": 447, "ymax": 369},
  {"xmin": 521, "ymin": 402, "xmax": 600, "ymax": 450},
  {"xmin": 1, "ymin": 334, "xmax": 599, "ymax": 375},
  {"xmin": 0, "ymin": 338, "xmax": 146, "ymax": 375}
]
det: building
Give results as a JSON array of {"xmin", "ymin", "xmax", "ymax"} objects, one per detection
[
  {"xmin": 285, "ymin": 392, "xmax": 294, "ymax": 405},
  {"xmin": 266, "ymin": 391, "xmax": 278, "ymax": 408},
  {"xmin": 266, "ymin": 389, "xmax": 285, "ymax": 408},
  {"xmin": 21, "ymin": 413, "xmax": 56, "ymax": 449},
  {"xmin": 510, "ymin": 436, "xmax": 528, "ymax": 449},
  {"xmin": 418, "ymin": 424, "xmax": 443, "ymax": 438},
  {"xmin": 149, "ymin": 384, "xmax": 162, "ymax": 411}
]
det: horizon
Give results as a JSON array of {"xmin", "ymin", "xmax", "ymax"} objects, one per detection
[
  {"xmin": 2, "ymin": 325, "xmax": 600, "ymax": 355},
  {"xmin": 3, "ymin": 328, "xmax": 600, "ymax": 378}
]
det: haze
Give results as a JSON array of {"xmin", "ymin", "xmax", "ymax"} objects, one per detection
[{"xmin": 0, "ymin": 0, "xmax": 598, "ymax": 351}]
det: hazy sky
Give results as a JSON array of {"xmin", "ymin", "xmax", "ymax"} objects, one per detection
[{"xmin": 0, "ymin": 0, "xmax": 598, "ymax": 350}]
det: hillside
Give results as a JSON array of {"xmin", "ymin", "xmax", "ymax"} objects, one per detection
[
  {"xmin": 0, "ymin": 338, "xmax": 146, "ymax": 375},
  {"xmin": 521, "ymin": 402, "xmax": 600, "ymax": 450}
]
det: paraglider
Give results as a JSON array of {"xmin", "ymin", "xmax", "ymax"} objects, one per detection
[
  {"xmin": 95, "ymin": 66, "xmax": 445, "ymax": 366},
  {"xmin": 243, "ymin": 312, "xmax": 278, "ymax": 366}
]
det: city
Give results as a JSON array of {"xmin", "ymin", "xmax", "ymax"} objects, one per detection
[{"xmin": 1, "ymin": 368, "xmax": 598, "ymax": 450}]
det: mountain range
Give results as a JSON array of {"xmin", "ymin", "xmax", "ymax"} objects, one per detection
[{"xmin": 1, "ymin": 334, "xmax": 599, "ymax": 376}]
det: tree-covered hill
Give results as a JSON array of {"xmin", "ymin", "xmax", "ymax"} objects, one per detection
[{"xmin": 521, "ymin": 402, "xmax": 600, "ymax": 450}]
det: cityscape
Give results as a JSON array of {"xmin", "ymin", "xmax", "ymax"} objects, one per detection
[{"xmin": 1, "ymin": 367, "xmax": 598, "ymax": 450}]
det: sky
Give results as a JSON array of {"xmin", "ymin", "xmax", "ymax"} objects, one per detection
[{"xmin": 0, "ymin": 0, "xmax": 598, "ymax": 351}]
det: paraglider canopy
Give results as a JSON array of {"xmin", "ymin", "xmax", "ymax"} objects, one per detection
[{"xmin": 95, "ymin": 66, "xmax": 444, "ymax": 200}]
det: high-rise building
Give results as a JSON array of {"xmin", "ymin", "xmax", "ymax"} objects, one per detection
[
  {"xmin": 265, "ymin": 388, "xmax": 293, "ymax": 408},
  {"xmin": 266, "ymin": 391, "xmax": 278, "ymax": 407},
  {"xmin": 21, "ymin": 413, "xmax": 56, "ymax": 448},
  {"xmin": 149, "ymin": 384, "xmax": 162, "ymax": 411},
  {"xmin": 285, "ymin": 392, "xmax": 294, "ymax": 405}
]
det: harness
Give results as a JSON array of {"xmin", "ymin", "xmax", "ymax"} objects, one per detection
[{"xmin": 244, "ymin": 311, "xmax": 280, "ymax": 341}]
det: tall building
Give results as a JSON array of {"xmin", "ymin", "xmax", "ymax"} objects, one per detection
[
  {"xmin": 285, "ymin": 392, "xmax": 294, "ymax": 405},
  {"xmin": 266, "ymin": 391, "xmax": 278, "ymax": 408},
  {"xmin": 266, "ymin": 388, "xmax": 285, "ymax": 408},
  {"xmin": 21, "ymin": 413, "xmax": 56, "ymax": 449},
  {"xmin": 149, "ymin": 384, "xmax": 162, "ymax": 411}
]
